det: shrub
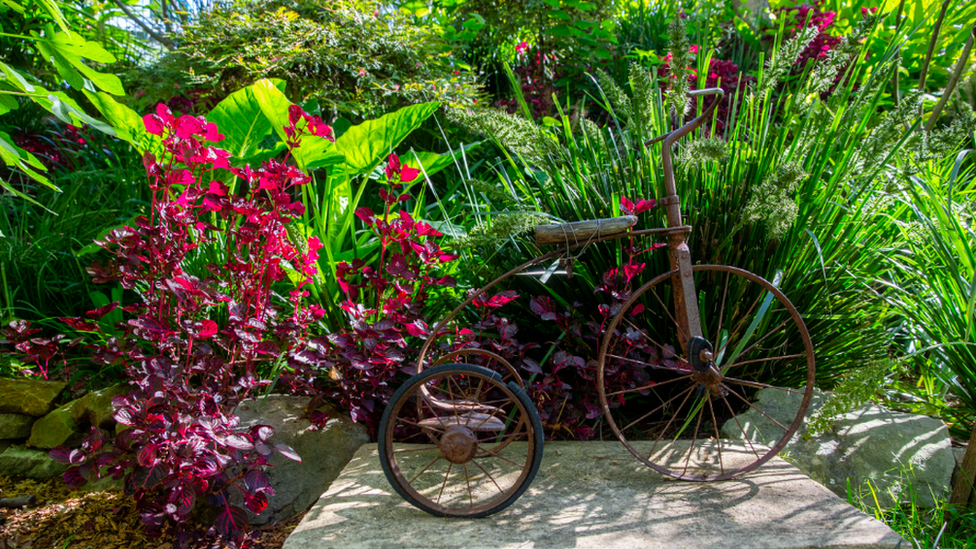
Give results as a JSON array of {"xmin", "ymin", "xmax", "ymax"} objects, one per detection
[
  {"xmin": 127, "ymin": 0, "xmax": 485, "ymax": 118},
  {"xmin": 317, "ymin": 154, "xmax": 459, "ymax": 431},
  {"xmin": 4, "ymin": 104, "xmax": 336, "ymax": 545}
]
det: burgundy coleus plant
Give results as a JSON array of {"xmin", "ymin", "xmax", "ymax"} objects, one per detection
[
  {"xmin": 321, "ymin": 154, "xmax": 457, "ymax": 431},
  {"xmin": 37, "ymin": 103, "xmax": 333, "ymax": 547},
  {"xmin": 443, "ymin": 196, "xmax": 667, "ymax": 440}
]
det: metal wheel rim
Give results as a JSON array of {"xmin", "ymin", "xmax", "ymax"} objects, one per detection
[
  {"xmin": 382, "ymin": 367, "xmax": 540, "ymax": 516},
  {"xmin": 596, "ymin": 265, "xmax": 815, "ymax": 481}
]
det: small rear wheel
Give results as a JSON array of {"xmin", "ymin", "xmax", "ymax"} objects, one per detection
[
  {"xmin": 597, "ymin": 265, "xmax": 815, "ymax": 481},
  {"xmin": 379, "ymin": 363, "xmax": 544, "ymax": 517}
]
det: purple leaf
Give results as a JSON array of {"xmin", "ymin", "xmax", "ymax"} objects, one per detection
[
  {"xmin": 225, "ymin": 434, "xmax": 254, "ymax": 451},
  {"xmin": 244, "ymin": 468, "xmax": 269, "ymax": 491},
  {"xmin": 63, "ymin": 467, "xmax": 87, "ymax": 488},
  {"xmin": 214, "ymin": 504, "xmax": 249, "ymax": 538},
  {"xmin": 275, "ymin": 443, "xmax": 301, "ymax": 463},
  {"xmin": 255, "ymin": 425, "xmax": 274, "ymax": 441},
  {"xmin": 48, "ymin": 446, "xmax": 73, "ymax": 464},
  {"xmin": 243, "ymin": 491, "xmax": 268, "ymax": 514}
]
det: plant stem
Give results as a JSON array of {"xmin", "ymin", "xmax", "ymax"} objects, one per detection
[
  {"xmin": 110, "ymin": 0, "xmax": 175, "ymax": 49},
  {"xmin": 891, "ymin": 0, "xmax": 906, "ymax": 106},
  {"xmin": 917, "ymin": 0, "xmax": 951, "ymax": 93},
  {"xmin": 925, "ymin": 23, "xmax": 976, "ymax": 133}
]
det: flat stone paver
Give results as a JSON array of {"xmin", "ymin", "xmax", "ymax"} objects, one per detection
[{"xmin": 284, "ymin": 441, "xmax": 906, "ymax": 549}]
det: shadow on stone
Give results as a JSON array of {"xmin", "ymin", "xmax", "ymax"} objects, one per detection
[{"xmin": 284, "ymin": 441, "xmax": 905, "ymax": 549}]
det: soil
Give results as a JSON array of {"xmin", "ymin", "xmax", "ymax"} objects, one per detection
[{"xmin": 0, "ymin": 476, "xmax": 302, "ymax": 549}]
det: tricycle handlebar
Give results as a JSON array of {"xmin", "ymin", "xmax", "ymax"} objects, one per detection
[{"xmin": 642, "ymin": 88, "xmax": 725, "ymax": 147}]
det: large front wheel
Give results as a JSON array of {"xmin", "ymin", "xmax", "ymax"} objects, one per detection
[{"xmin": 597, "ymin": 265, "xmax": 815, "ymax": 481}]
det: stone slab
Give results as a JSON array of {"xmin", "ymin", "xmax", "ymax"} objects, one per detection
[{"xmin": 285, "ymin": 441, "xmax": 906, "ymax": 549}]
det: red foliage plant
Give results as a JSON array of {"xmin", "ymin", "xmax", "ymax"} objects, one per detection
[
  {"xmin": 319, "ymin": 154, "xmax": 457, "ymax": 432},
  {"xmin": 440, "ymin": 197, "xmax": 667, "ymax": 440},
  {"xmin": 6, "ymin": 104, "xmax": 336, "ymax": 547}
]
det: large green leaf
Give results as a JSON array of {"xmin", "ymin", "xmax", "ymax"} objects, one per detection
[
  {"xmin": 0, "ymin": 93, "xmax": 19, "ymax": 115},
  {"xmin": 251, "ymin": 79, "xmax": 343, "ymax": 170},
  {"xmin": 31, "ymin": 28, "xmax": 123, "ymax": 95},
  {"xmin": 44, "ymin": 92, "xmax": 114, "ymax": 134},
  {"xmin": 207, "ymin": 80, "xmax": 286, "ymax": 161},
  {"xmin": 335, "ymin": 102, "xmax": 440, "ymax": 173},
  {"xmin": 0, "ymin": 131, "xmax": 56, "ymax": 208},
  {"xmin": 85, "ymin": 91, "xmax": 161, "ymax": 155}
]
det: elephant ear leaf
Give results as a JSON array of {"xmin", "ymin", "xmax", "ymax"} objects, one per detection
[
  {"xmin": 251, "ymin": 79, "xmax": 343, "ymax": 170},
  {"xmin": 31, "ymin": 27, "xmax": 123, "ymax": 95},
  {"xmin": 335, "ymin": 102, "xmax": 440, "ymax": 174},
  {"xmin": 208, "ymin": 79, "xmax": 287, "ymax": 162}
]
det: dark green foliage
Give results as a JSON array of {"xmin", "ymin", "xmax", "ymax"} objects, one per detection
[
  {"xmin": 129, "ymin": 0, "xmax": 486, "ymax": 118},
  {"xmin": 0, "ymin": 125, "xmax": 148, "ymax": 321}
]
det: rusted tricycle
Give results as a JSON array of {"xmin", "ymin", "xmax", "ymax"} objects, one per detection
[{"xmin": 378, "ymin": 89, "xmax": 816, "ymax": 517}]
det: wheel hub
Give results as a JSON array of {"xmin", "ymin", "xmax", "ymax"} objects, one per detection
[
  {"xmin": 440, "ymin": 425, "xmax": 479, "ymax": 464},
  {"xmin": 688, "ymin": 336, "xmax": 723, "ymax": 392}
]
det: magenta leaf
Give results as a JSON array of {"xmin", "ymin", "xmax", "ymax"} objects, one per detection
[
  {"xmin": 214, "ymin": 504, "xmax": 249, "ymax": 539},
  {"xmin": 274, "ymin": 444, "xmax": 301, "ymax": 463},
  {"xmin": 243, "ymin": 491, "xmax": 268, "ymax": 514},
  {"xmin": 244, "ymin": 468, "xmax": 269, "ymax": 491},
  {"xmin": 63, "ymin": 467, "xmax": 87, "ymax": 488}
]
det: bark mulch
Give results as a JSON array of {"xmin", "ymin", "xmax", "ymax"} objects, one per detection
[{"xmin": 0, "ymin": 476, "xmax": 301, "ymax": 549}]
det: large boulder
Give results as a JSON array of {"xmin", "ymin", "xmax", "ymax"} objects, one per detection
[
  {"xmin": 0, "ymin": 378, "xmax": 66, "ymax": 416},
  {"xmin": 231, "ymin": 395, "xmax": 369, "ymax": 525},
  {"xmin": 71, "ymin": 384, "xmax": 130, "ymax": 430},
  {"xmin": 27, "ymin": 402, "xmax": 84, "ymax": 449},
  {"xmin": 721, "ymin": 387, "xmax": 955, "ymax": 507},
  {"xmin": 0, "ymin": 413, "xmax": 35, "ymax": 439},
  {"xmin": 0, "ymin": 445, "xmax": 68, "ymax": 479}
]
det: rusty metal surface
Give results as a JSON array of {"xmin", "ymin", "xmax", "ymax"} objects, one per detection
[
  {"xmin": 596, "ymin": 265, "xmax": 816, "ymax": 481},
  {"xmin": 379, "ymin": 364, "xmax": 543, "ymax": 517}
]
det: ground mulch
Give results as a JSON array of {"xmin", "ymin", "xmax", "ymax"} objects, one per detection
[{"xmin": 0, "ymin": 476, "xmax": 302, "ymax": 549}]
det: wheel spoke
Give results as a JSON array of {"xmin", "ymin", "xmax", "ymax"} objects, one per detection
[
  {"xmin": 408, "ymin": 454, "xmax": 444, "ymax": 484},
  {"xmin": 479, "ymin": 446, "xmax": 526, "ymax": 469},
  {"xmin": 681, "ymin": 396, "xmax": 706, "ymax": 476},
  {"xmin": 649, "ymin": 285, "xmax": 688, "ymax": 342},
  {"xmin": 436, "ymin": 462, "xmax": 454, "ymax": 505},
  {"xmin": 463, "ymin": 463, "xmax": 474, "ymax": 508},
  {"xmin": 394, "ymin": 445, "xmax": 440, "ymax": 454},
  {"xmin": 621, "ymin": 317, "xmax": 685, "ymax": 366},
  {"xmin": 715, "ymin": 270, "xmax": 731, "ymax": 342},
  {"xmin": 716, "ymin": 291, "xmax": 765, "ymax": 360},
  {"xmin": 647, "ymin": 384, "xmax": 697, "ymax": 461},
  {"xmin": 722, "ymin": 376, "xmax": 805, "ymax": 394},
  {"xmin": 720, "ymin": 390, "xmax": 761, "ymax": 460},
  {"xmin": 621, "ymin": 384, "xmax": 696, "ymax": 434},
  {"xmin": 721, "ymin": 383, "xmax": 790, "ymax": 431},
  {"xmin": 607, "ymin": 352, "xmax": 688, "ymax": 373},
  {"xmin": 722, "ymin": 353, "xmax": 807, "ymax": 371},
  {"xmin": 396, "ymin": 417, "xmax": 446, "ymax": 434},
  {"xmin": 606, "ymin": 374, "xmax": 693, "ymax": 397},
  {"xmin": 725, "ymin": 318, "xmax": 792, "ymax": 366},
  {"xmin": 707, "ymin": 396, "xmax": 724, "ymax": 476},
  {"xmin": 471, "ymin": 457, "xmax": 505, "ymax": 495}
]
